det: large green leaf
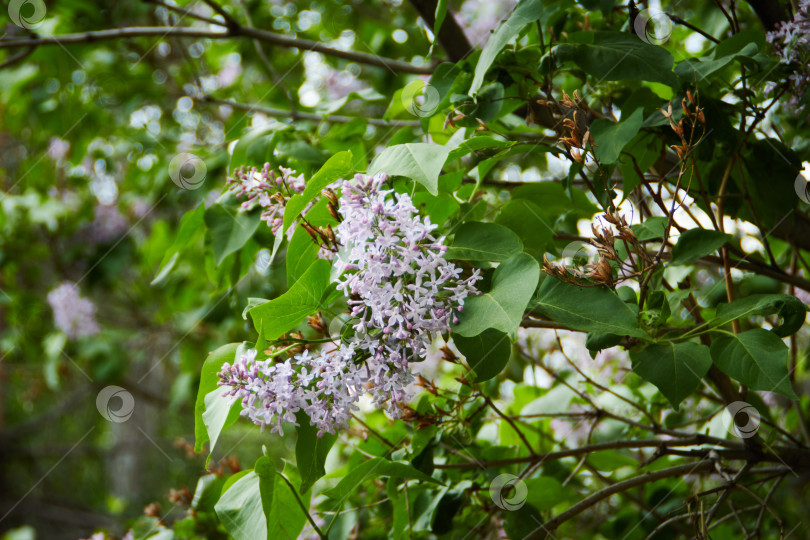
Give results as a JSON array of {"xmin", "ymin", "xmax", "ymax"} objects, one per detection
[
  {"xmin": 367, "ymin": 129, "xmax": 465, "ymax": 195},
  {"xmin": 445, "ymin": 221, "xmax": 523, "ymax": 261},
  {"xmin": 453, "ymin": 252, "xmax": 540, "ymax": 336},
  {"xmin": 453, "ymin": 329, "xmax": 511, "ymax": 381},
  {"xmin": 590, "ymin": 108, "xmax": 644, "ymax": 164},
  {"xmin": 470, "ymin": 0, "xmax": 563, "ymax": 95},
  {"xmin": 511, "ymin": 182, "xmax": 598, "ymax": 222},
  {"xmin": 214, "ymin": 470, "xmax": 267, "ymax": 540},
  {"xmin": 551, "ymin": 31, "xmax": 679, "ymax": 87},
  {"xmin": 669, "ymin": 229, "xmax": 731, "ymax": 265},
  {"xmin": 713, "ymin": 294, "xmax": 807, "ymax": 337},
  {"xmin": 711, "ymin": 329, "xmax": 798, "ymax": 399},
  {"xmin": 323, "ymin": 457, "xmax": 440, "ymax": 500},
  {"xmin": 215, "ymin": 460, "xmax": 311, "ymax": 540},
  {"xmin": 204, "ymin": 204, "xmax": 261, "ymax": 266},
  {"xmin": 202, "ymin": 387, "xmax": 241, "ymax": 461},
  {"xmin": 194, "ymin": 343, "xmax": 240, "ymax": 452},
  {"xmin": 295, "ymin": 411, "xmax": 338, "ymax": 493},
  {"xmin": 631, "ymin": 342, "xmax": 712, "ymax": 409},
  {"xmin": 494, "ymin": 199, "xmax": 555, "ymax": 256},
  {"xmin": 283, "ymin": 150, "xmax": 354, "ymax": 233},
  {"xmin": 533, "ymin": 278, "xmax": 647, "ymax": 338},
  {"xmin": 229, "ymin": 123, "xmax": 288, "ymax": 170},
  {"xmin": 255, "ymin": 458, "xmax": 310, "ymax": 539},
  {"xmin": 249, "ymin": 259, "xmax": 333, "ymax": 341}
]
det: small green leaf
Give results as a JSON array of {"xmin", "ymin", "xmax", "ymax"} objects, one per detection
[
  {"xmin": 195, "ymin": 343, "xmax": 239, "ymax": 452},
  {"xmin": 630, "ymin": 216, "xmax": 668, "ymax": 241},
  {"xmin": 711, "ymin": 329, "xmax": 798, "ymax": 399},
  {"xmin": 470, "ymin": 0, "xmax": 558, "ymax": 95},
  {"xmin": 204, "ymin": 204, "xmax": 261, "ymax": 266},
  {"xmin": 454, "ymin": 329, "xmax": 511, "ymax": 381},
  {"xmin": 533, "ymin": 279, "xmax": 647, "ymax": 338},
  {"xmin": 368, "ymin": 129, "xmax": 465, "ymax": 195},
  {"xmin": 669, "ymin": 229, "xmax": 731, "ymax": 265},
  {"xmin": 631, "ymin": 342, "xmax": 712, "ymax": 409},
  {"xmin": 590, "ymin": 108, "xmax": 644, "ymax": 164},
  {"xmin": 446, "ymin": 221, "xmax": 523, "ymax": 261},
  {"xmin": 524, "ymin": 477, "xmax": 576, "ymax": 510},
  {"xmin": 713, "ymin": 294, "xmax": 808, "ymax": 337},
  {"xmin": 585, "ymin": 332, "xmax": 623, "ymax": 356},
  {"xmin": 283, "ymin": 150, "xmax": 354, "ymax": 233},
  {"xmin": 323, "ymin": 457, "xmax": 441, "ymax": 500},
  {"xmin": 229, "ymin": 123, "xmax": 288, "ymax": 170},
  {"xmin": 202, "ymin": 387, "xmax": 241, "ymax": 460},
  {"xmin": 453, "ymin": 253, "xmax": 540, "ymax": 336},
  {"xmin": 249, "ymin": 259, "xmax": 333, "ymax": 341},
  {"xmin": 296, "ymin": 412, "xmax": 338, "ymax": 493},
  {"xmin": 588, "ymin": 450, "xmax": 637, "ymax": 471},
  {"xmin": 152, "ymin": 203, "xmax": 205, "ymax": 285}
]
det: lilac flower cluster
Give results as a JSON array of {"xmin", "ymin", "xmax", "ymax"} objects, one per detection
[
  {"xmin": 767, "ymin": 1, "xmax": 810, "ymax": 110},
  {"xmin": 219, "ymin": 346, "xmax": 364, "ymax": 436},
  {"xmin": 47, "ymin": 281, "xmax": 100, "ymax": 339},
  {"xmin": 334, "ymin": 173, "xmax": 481, "ymax": 409},
  {"xmin": 227, "ymin": 164, "xmax": 306, "ymax": 235},
  {"xmin": 219, "ymin": 173, "xmax": 480, "ymax": 436}
]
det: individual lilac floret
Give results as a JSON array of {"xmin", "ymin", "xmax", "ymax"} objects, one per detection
[
  {"xmin": 227, "ymin": 164, "xmax": 306, "ymax": 234},
  {"xmin": 47, "ymin": 281, "xmax": 100, "ymax": 339}
]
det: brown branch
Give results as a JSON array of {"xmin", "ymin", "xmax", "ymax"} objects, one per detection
[
  {"xmin": 526, "ymin": 461, "xmax": 717, "ymax": 539},
  {"xmin": 0, "ymin": 45, "xmax": 36, "ymax": 69},
  {"xmin": 202, "ymin": 95, "xmax": 421, "ymax": 127},
  {"xmin": 0, "ymin": 26, "xmax": 433, "ymax": 74},
  {"xmin": 433, "ymin": 436, "xmax": 746, "ymax": 470},
  {"xmin": 744, "ymin": 0, "xmax": 789, "ymax": 30},
  {"xmin": 407, "ymin": 0, "xmax": 474, "ymax": 62}
]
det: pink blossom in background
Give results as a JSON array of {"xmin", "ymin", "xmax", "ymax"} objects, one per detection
[
  {"xmin": 47, "ymin": 281, "xmax": 100, "ymax": 339},
  {"xmin": 458, "ymin": 0, "xmax": 517, "ymax": 47}
]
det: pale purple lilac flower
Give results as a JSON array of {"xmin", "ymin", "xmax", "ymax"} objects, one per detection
[
  {"xmin": 227, "ymin": 164, "xmax": 306, "ymax": 235},
  {"xmin": 219, "ymin": 173, "xmax": 480, "ymax": 436},
  {"xmin": 767, "ymin": 1, "xmax": 810, "ymax": 110},
  {"xmin": 88, "ymin": 204, "xmax": 129, "ymax": 244},
  {"xmin": 458, "ymin": 0, "xmax": 517, "ymax": 48},
  {"xmin": 47, "ymin": 281, "xmax": 100, "ymax": 339}
]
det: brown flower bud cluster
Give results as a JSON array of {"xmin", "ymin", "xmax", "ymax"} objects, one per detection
[
  {"xmin": 661, "ymin": 88, "xmax": 705, "ymax": 160},
  {"xmin": 543, "ymin": 210, "xmax": 647, "ymax": 288},
  {"xmin": 549, "ymin": 90, "xmax": 598, "ymax": 163}
]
